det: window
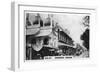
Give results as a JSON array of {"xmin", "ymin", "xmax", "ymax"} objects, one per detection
[
  {"xmin": 43, "ymin": 38, "xmax": 49, "ymax": 45},
  {"xmin": 33, "ymin": 20, "xmax": 39, "ymax": 25},
  {"xmin": 40, "ymin": 19, "xmax": 43, "ymax": 27},
  {"xmin": 44, "ymin": 18, "xmax": 51, "ymax": 26},
  {"xmin": 26, "ymin": 13, "xmax": 31, "ymax": 26},
  {"xmin": 33, "ymin": 16, "xmax": 39, "ymax": 25}
]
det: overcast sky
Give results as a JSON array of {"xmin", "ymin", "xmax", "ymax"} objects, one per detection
[
  {"xmin": 53, "ymin": 14, "xmax": 89, "ymax": 44},
  {"xmin": 28, "ymin": 13, "xmax": 89, "ymax": 44}
]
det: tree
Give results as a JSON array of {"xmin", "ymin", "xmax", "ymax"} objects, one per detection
[
  {"xmin": 82, "ymin": 16, "xmax": 90, "ymax": 27},
  {"xmin": 81, "ymin": 28, "xmax": 89, "ymax": 51}
]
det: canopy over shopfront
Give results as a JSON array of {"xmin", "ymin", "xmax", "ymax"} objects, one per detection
[
  {"xmin": 35, "ymin": 29, "xmax": 52, "ymax": 37},
  {"xmin": 26, "ymin": 28, "xmax": 40, "ymax": 35},
  {"xmin": 58, "ymin": 42, "xmax": 74, "ymax": 48}
]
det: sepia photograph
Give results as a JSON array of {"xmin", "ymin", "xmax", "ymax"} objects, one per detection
[{"xmin": 25, "ymin": 12, "xmax": 90, "ymax": 60}]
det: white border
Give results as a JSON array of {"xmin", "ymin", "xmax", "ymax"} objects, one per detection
[{"xmin": 11, "ymin": 2, "xmax": 97, "ymax": 71}]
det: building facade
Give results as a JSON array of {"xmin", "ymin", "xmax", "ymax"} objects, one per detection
[{"xmin": 25, "ymin": 13, "xmax": 75, "ymax": 60}]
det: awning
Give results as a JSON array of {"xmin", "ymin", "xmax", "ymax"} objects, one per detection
[
  {"xmin": 58, "ymin": 42, "xmax": 73, "ymax": 48},
  {"xmin": 36, "ymin": 29, "xmax": 52, "ymax": 37},
  {"xmin": 26, "ymin": 28, "xmax": 40, "ymax": 35}
]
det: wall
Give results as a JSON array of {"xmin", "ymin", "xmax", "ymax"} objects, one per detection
[{"xmin": 0, "ymin": 0, "xmax": 100, "ymax": 73}]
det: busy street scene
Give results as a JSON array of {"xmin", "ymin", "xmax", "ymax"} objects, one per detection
[{"xmin": 25, "ymin": 12, "xmax": 89, "ymax": 60}]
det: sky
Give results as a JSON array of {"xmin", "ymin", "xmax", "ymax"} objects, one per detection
[
  {"xmin": 28, "ymin": 13, "xmax": 89, "ymax": 44},
  {"xmin": 53, "ymin": 14, "xmax": 89, "ymax": 44}
]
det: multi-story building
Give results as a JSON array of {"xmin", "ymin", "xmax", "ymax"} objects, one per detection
[{"xmin": 26, "ymin": 13, "xmax": 75, "ymax": 60}]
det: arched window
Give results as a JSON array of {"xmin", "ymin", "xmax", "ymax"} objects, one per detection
[
  {"xmin": 26, "ymin": 13, "xmax": 31, "ymax": 26},
  {"xmin": 33, "ymin": 14, "xmax": 43, "ymax": 27},
  {"xmin": 33, "ymin": 16, "xmax": 39, "ymax": 25},
  {"xmin": 44, "ymin": 15, "xmax": 51, "ymax": 26}
]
